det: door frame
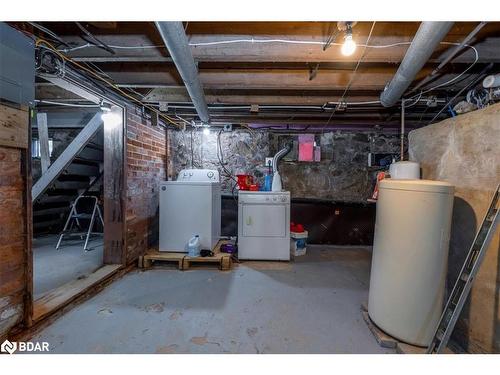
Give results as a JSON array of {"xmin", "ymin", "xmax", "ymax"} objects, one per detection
[{"xmin": 28, "ymin": 76, "xmax": 128, "ymax": 325}]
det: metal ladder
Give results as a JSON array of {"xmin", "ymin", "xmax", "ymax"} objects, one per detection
[
  {"xmin": 427, "ymin": 184, "xmax": 500, "ymax": 353},
  {"xmin": 55, "ymin": 195, "xmax": 104, "ymax": 252}
]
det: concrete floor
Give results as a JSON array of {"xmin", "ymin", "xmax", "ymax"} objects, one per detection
[
  {"xmin": 31, "ymin": 245, "xmax": 393, "ymax": 354},
  {"xmin": 33, "ymin": 235, "xmax": 104, "ymax": 298}
]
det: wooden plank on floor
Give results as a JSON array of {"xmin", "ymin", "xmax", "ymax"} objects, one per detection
[
  {"xmin": 32, "ymin": 264, "xmax": 121, "ymax": 321},
  {"xmin": 360, "ymin": 303, "xmax": 456, "ymax": 354},
  {"xmin": 361, "ymin": 310, "xmax": 398, "ymax": 349}
]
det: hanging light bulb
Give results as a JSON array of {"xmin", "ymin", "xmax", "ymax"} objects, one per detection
[
  {"xmin": 341, "ymin": 26, "xmax": 356, "ymax": 56},
  {"xmin": 202, "ymin": 126, "xmax": 210, "ymax": 135}
]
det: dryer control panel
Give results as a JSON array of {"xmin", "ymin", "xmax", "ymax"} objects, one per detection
[{"xmin": 177, "ymin": 169, "xmax": 220, "ymax": 183}]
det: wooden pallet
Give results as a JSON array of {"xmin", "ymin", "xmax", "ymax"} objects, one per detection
[
  {"xmin": 360, "ymin": 302, "xmax": 454, "ymax": 354},
  {"xmin": 139, "ymin": 241, "xmax": 232, "ymax": 271}
]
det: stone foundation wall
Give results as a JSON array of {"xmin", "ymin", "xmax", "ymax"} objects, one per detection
[{"xmin": 169, "ymin": 129, "xmax": 402, "ymax": 202}]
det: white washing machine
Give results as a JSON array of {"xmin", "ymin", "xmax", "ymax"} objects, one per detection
[
  {"xmin": 238, "ymin": 191, "xmax": 290, "ymax": 260},
  {"xmin": 159, "ymin": 169, "xmax": 221, "ymax": 252}
]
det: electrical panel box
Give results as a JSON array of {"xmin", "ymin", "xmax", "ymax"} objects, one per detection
[{"xmin": 0, "ymin": 23, "xmax": 35, "ymax": 105}]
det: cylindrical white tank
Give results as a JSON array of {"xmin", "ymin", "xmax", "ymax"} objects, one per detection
[
  {"xmin": 368, "ymin": 179, "xmax": 454, "ymax": 346},
  {"xmin": 389, "ymin": 161, "xmax": 420, "ymax": 179}
]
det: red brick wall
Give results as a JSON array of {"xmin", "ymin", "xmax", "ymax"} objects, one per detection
[
  {"xmin": 0, "ymin": 147, "xmax": 26, "ymax": 339},
  {"xmin": 125, "ymin": 111, "xmax": 168, "ymax": 263}
]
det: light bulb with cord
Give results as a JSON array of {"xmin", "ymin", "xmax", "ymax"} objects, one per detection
[
  {"xmin": 341, "ymin": 26, "xmax": 356, "ymax": 56},
  {"xmin": 202, "ymin": 126, "xmax": 210, "ymax": 135}
]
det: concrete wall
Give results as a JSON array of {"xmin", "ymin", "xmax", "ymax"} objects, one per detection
[
  {"xmin": 125, "ymin": 112, "xmax": 168, "ymax": 263},
  {"xmin": 409, "ymin": 102, "xmax": 500, "ymax": 353},
  {"xmin": 169, "ymin": 129, "xmax": 401, "ymax": 202}
]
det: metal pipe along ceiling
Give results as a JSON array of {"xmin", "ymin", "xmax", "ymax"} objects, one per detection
[
  {"xmin": 154, "ymin": 21, "xmax": 210, "ymax": 123},
  {"xmin": 380, "ymin": 21, "xmax": 454, "ymax": 107}
]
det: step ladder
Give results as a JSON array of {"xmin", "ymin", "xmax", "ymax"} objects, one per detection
[
  {"xmin": 427, "ymin": 184, "xmax": 500, "ymax": 354},
  {"xmin": 55, "ymin": 195, "xmax": 104, "ymax": 252}
]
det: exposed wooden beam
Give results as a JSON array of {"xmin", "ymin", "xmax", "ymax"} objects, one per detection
[
  {"xmin": 55, "ymin": 21, "xmax": 500, "ymax": 63},
  {"xmin": 38, "ymin": 74, "xmax": 101, "ymax": 104},
  {"xmin": 72, "ymin": 56, "xmax": 173, "ymax": 63},
  {"xmin": 98, "ymin": 67, "xmax": 476, "ymax": 93},
  {"xmin": 142, "ymin": 87, "xmax": 382, "ymax": 105}
]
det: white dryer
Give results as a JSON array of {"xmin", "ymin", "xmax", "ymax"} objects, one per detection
[
  {"xmin": 238, "ymin": 191, "xmax": 290, "ymax": 260},
  {"xmin": 159, "ymin": 169, "xmax": 221, "ymax": 252}
]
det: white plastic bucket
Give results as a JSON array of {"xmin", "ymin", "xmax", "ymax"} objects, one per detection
[{"xmin": 290, "ymin": 230, "xmax": 308, "ymax": 258}]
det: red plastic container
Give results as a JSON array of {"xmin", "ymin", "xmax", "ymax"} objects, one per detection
[
  {"xmin": 236, "ymin": 174, "xmax": 253, "ymax": 191},
  {"xmin": 290, "ymin": 222, "xmax": 305, "ymax": 233}
]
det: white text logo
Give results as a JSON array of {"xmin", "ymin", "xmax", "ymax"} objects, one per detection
[
  {"xmin": 1, "ymin": 340, "xmax": 16, "ymax": 354},
  {"xmin": 1, "ymin": 339, "xmax": 49, "ymax": 354}
]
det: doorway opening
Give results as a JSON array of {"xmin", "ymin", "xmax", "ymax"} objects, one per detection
[{"xmin": 31, "ymin": 81, "xmax": 125, "ymax": 322}]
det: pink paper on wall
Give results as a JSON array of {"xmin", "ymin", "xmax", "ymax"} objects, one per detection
[{"xmin": 298, "ymin": 134, "xmax": 314, "ymax": 161}]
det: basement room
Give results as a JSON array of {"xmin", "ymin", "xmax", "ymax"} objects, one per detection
[{"xmin": 1, "ymin": 1, "xmax": 499, "ymax": 371}]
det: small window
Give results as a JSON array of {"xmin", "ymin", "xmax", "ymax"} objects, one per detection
[{"xmin": 31, "ymin": 138, "xmax": 53, "ymax": 159}]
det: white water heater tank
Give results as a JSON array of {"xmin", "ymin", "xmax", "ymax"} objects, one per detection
[
  {"xmin": 389, "ymin": 161, "xmax": 420, "ymax": 179},
  {"xmin": 368, "ymin": 179, "xmax": 454, "ymax": 346}
]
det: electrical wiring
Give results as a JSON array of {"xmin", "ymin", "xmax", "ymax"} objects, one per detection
[
  {"xmin": 405, "ymin": 43, "xmax": 479, "ymax": 102},
  {"xmin": 49, "ymin": 34, "xmax": 481, "ymax": 122},
  {"xmin": 326, "ymin": 21, "xmax": 377, "ymax": 126},
  {"xmin": 215, "ymin": 128, "xmax": 240, "ymax": 203},
  {"xmin": 28, "ymin": 22, "xmax": 71, "ymax": 48},
  {"xmin": 57, "ymin": 39, "xmax": 415, "ymax": 53},
  {"xmin": 216, "ymin": 128, "xmax": 237, "ymax": 183},
  {"xmin": 35, "ymin": 38, "xmax": 183, "ymax": 129},
  {"xmin": 426, "ymin": 64, "xmax": 493, "ymax": 125},
  {"xmin": 403, "ymin": 91, "xmax": 424, "ymax": 108},
  {"xmin": 56, "ymin": 36, "xmax": 478, "ymax": 92},
  {"xmin": 60, "ymin": 43, "xmax": 166, "ymax": 53},
  {"xmin": 75, "ymin": 22, "xmax": 115, "ymax": 55},
  {"xmin": 238, "ymin": 123, "xmax": 256, "ymax": 133}
]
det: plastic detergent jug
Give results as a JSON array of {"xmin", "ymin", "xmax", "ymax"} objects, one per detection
[{"xmin": 187, "ymin": 235, "xmax": 201, "ymax": 257}]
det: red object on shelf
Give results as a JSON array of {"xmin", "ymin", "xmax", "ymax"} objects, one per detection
[
  {"xmin": 249, "ymin": 184, "xmax": 259, "ymax": 191},
  {"xmin": 290, "ymin": 222, "xmax": 305, "ymax": 233},
  {"xmin": 236, "ymin": 174, "xmax": 253, "ymax": 191}
]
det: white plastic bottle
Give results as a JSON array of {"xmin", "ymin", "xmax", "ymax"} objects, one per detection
[{"xmin": 187, "ymin": 235, "xmax": 201, "ymax": 257}]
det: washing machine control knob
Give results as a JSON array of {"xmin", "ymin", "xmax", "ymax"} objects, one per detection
[{"xmin": 207, "ymin": 171, "xmax": 214, "ymax": 179}]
